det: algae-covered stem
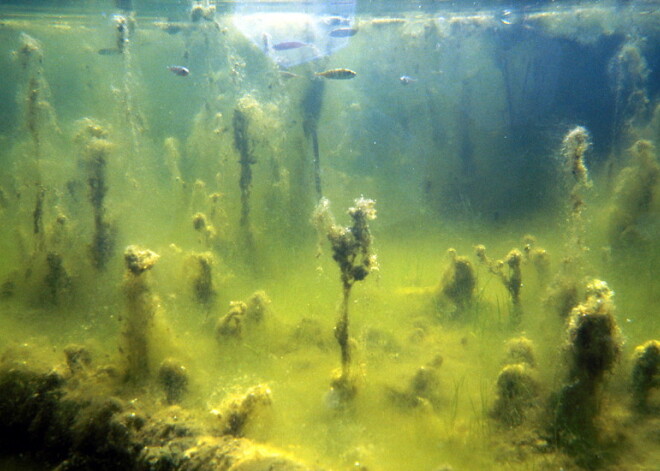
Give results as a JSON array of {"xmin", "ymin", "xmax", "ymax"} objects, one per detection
[
  {"xmin": 302, "ymin": 79, "xmax": 326, "ymax": 200},
  {"xmin": 122, "ymin": 245, "xmax": 160, "ymax": 383},
  {"xmin": 562, "ymin": 126, "xmax": 592, "ymax": 257},
  {"xmin": 314, "ymin": 197, "xmax": 378, "ymax": 401},
  {"xmin": 233, "ymin": 106, "xmax": 255, "ymax": 247}
]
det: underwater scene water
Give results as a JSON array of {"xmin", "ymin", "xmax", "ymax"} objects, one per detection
[{"xmin": 0, "ymin": 1, "xmax": 659, "ymax": 470}]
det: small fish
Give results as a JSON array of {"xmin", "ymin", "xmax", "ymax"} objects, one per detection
[
  {"xmin": 279, "ymin": 70, "xmax": 303, "ymax": 80},
  {"xmin": 98, "ymin": 47, "xmax": 121, "ymax": 55},
  {"xmin": 167, "ymin": 65, "xmax": 190, "ymax": 77},
  {"xmin": 400, "ymin": 75, "xmax": 418, "ymax": 85},
  {"xmin": 162, "ymin": 24, "xmax": 184, "ymax": 35},
  {"xmin": 262, "ymin": 32, "xmax": 271, "ymax": 53},
  {"xmin": 329, "ymin": 27, "xmax": 358, "ymax": 38},
  {"xmin": 315, "ymin": 68, "xmax": 357, "ymax": 80},
  {"xmin": 322, "ymin": 16, "xmax": 350, "ymax": 27},
  {"xmin": 371, "ymin": 18, "xmax": 406, "ymax": 26},
  {"xmin": 272, "ymin": 41, "xmax": 308, "ymax": 51}
]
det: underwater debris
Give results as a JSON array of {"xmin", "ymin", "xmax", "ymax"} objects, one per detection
[
  {"xmin": 475, "ymin": 245, "xmax": 523, "ymax": 326},
  {"xmin": 606, "ymin": 140, "xmax": 660, "ymax": 250},
  {"xmin": 437, "ymin": 248, "xmax": 476, "ymax": 316},
  {"xmin": 211, "ymin": 384, "xmax": 272, "ymax": 437},
  {"xmin": 122, "ymin": 245, "xmax": 160, "ymax": 382},
  {"xmin": 551, "ymin": 279, "xmax": 622, "ymax": 457},
  {"xmin": 158, "ymin": 358, "xmax": 189, "ymax": 405},
  {"xmin": 631, "ymin": 340, "xmax": 660, "ymax": 414},
  {"xmin": 314, "ymin": 197, "xmax": 378, "ymax": 403}
]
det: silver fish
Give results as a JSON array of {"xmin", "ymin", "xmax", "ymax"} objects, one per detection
[
  {"xmin": 400, "ymin": 75, "xmax": 418, "ymax": 85},
  {"xmin": 315, "ymin": 68, "xmax": 357, "ymax": 80},
  {"xmin": 167, "ymin": 65, "xmax": 190, "ymax": 77},
  {"xmin": 329, "ymin": 27, "xmax": 358, "ymax": 38},
  {"xmin": 272, "ymin": 41, "xmax": 308, "ymax": 51}
]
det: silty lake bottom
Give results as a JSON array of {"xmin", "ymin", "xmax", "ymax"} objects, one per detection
[{"xmin": 0, "ymin": 1, "xmax": 659, "ymax": 470}]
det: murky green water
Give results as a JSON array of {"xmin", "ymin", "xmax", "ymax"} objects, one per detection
[{"xmin": 0, "ymin": 1, "xmax": 659, "ymax": 470}]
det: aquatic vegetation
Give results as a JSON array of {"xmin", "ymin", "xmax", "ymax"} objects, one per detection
[
  {"xmin": 192, "ymin": 211, "xmax": 218, "ymax": 248},
  {"xmin": 475, "ymin": 245, "xmax": 523, "ymax": 326},
  {"xmin": 543, "ymin": 127, "xmax": 594, "ymax": 319},
  {"xmin": 607, "ymin": 139, "xmax": 660, "ymax": 250},
  {"xmin": 245, "ymin": 290, "xmax": 271, "ymax": 325},
  {"xmin": 211, "ymin": 384, "xmax": 272, "ymax": 437},
  {"xmin": 387, "ymin": 356, "xmax": 444, "ymax": 411},
  {"xmin": 313, "ymin": 197, "xmax": 378, "ymax": 403},
  {"xmin": 491, "ymin": 337, "xmax": 538, "ymax": 427},
  {"xmin": 551, "ymin": 279, "xmax": 622, "ymax": 462},
  {"xmin": 491, "ymin": 363, "xmax": 538, "ymax": 427},
  {"xmin": 43, "ymin": 250, "xmax": 72, "ymax": 305},
  {"xmin": 631, "ymin": 340, "xmax": 660, "ymax": 414},
  {"xmin": 301, "ymin": 79, "xmax": 326, "ymax": 199},
  {"xmin": 157, "ymin": 357, "xmax": 189, "ymax": 404},
  {"xmin": 608, "ymin": 42, "xmax": 651, "ymax": 156},
  {"xmin": 0, "ymin": 4, "xmax": 658, "ymax": 470},
  {"xmin": 76, "ymin": 119, "xmax": 117, "ymax": 271},
  {"xmin": 115, "ymin": 15, "xmax": 130, "ymax": 54},
  {"xmin": 122, "ymin": 245, "xmax": 161, "ymax": 383},
  {"xmin": 437, "ymin": 248, "xmax": 476, "ymax": 317},
  {"xmin": 522, "ymin": 235, "xmax": 550, "ymax": 287},
  {"xmin": 561, "ymin": 126, "xmax": 592, "ymax": 257},
  {"xmin": 0, "ymin": 349, "xmax": 315, "ymax": 470},
  {"xmin": 216, "ymin": 301, "xmax": 248, "ymax": 340},
  {"xmin": 186, "ymin": 251, "xmax": 216, "ymax": 309},
  {"xmin": 233, "ymin": 100, "xmax": 256, "ymax": 243},
  {"xmin": 215, "ymin": 290, "xmax": 271, "ymax": 340},
  {"xmin": 504, "ymin": 336, "xmax": 536, "ymax": 368}
]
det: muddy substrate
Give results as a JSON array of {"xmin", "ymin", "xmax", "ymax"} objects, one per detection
[{"xmin": 0, "ymin": 346, "xmax": 320, "ymax": 471}]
